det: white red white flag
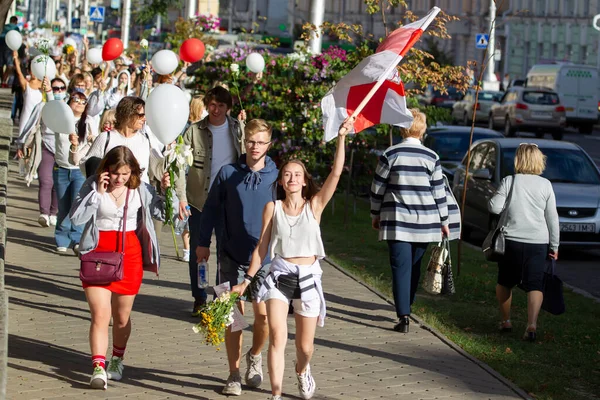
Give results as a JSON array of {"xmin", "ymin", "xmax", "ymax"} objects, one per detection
[{"xmin": 322, "ymin": 7, "xmax": 441, "ymax": 141}]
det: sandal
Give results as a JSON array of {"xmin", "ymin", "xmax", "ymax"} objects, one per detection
[
  {"xmin": 523, "ymin": 325, "xmax": 536, "ymax": 342},
  {"xmin": 498, "ymin": 319, "xmax": 512, "ymax": 333}
]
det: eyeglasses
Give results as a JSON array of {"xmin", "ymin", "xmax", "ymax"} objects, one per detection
[
  {"xmin": 71, "ymin": 97, "xmax": 88, "ymax": 105},
  {"xmin": 245, "ymin": 140, "xmax": 271, "ymax": 147},
  {"xmin": 51, "ymin": 86, "xmax": 66, "ymax": 92},
  {"xmin": 519, "ymin": 143, "xmax": 539, "ymax": 148}
]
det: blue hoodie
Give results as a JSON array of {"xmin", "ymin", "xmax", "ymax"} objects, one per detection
[{"xmin": 198, "ymin": 154, "xmax": 278, "ymax": 265}]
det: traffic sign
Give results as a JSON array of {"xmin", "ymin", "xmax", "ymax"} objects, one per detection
[
  {"xmin": 89, "ymin": 6, "xmax": 105, "ymax": 23},
  {"xmin": 476, "ymin": 33, "xmax": 489, "ymax": 49},
  {"xmin": 593, "ymin": 14, "xmax": 600, "ymax": 31}
]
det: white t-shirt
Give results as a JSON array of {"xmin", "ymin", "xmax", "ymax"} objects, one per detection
[
  {"xmin": 208, "ymin": 119, "xmax": 236, "ymax": 189},
  {"xmin": 18, "ymin": 84, "xmax": 43, "ymax": 135}
]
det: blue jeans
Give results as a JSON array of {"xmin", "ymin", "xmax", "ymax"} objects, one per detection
[
  {"xmin": 188, "ymin": 206, "xmax": 223, "ymax": 302},
  {"xmin": 387, "ymin": 241, "xmax": 429, "ymax": 318},
  {"xmin": 53, "ymin": 166, "xmax": 85, "ymax": 248}
]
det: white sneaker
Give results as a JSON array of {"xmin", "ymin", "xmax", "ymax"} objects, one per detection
[
  {"xmin": 222, "ymin": 373, "xmax": 242, "ymax": 395},
  {"xmin": 49, "ymin": 215, "xmax": 57, "ymax": 226},
  {"xmin": 296, "ymin": 363, "xmax": 316, "ymax": 399},
  {"xmin": 182, "ymin": 249, "xmax": 190, "ymax": 262},
  {"xmin": 271, "ymin": 396, "xmax": 283, "ymax": 400},
  {"xmin": 244, "ymin": 350, "xmax": 263, "ymax": 388},
  {"xmin": 56, "ymin": 247, "xmax": 68, "ymax": 253},
  {"xmin": 38, "ymin": 214, "xmax": 49, "ymax": 227},
  {"xmin": 90, "ymin": 366, "xmax": 107, "ymax": 389},
  {"xmin": 106, "ymin": 356, "xmax": 124, "ymax": 381}
]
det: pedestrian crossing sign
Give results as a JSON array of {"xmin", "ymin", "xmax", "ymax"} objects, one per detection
[
  {"xmin": 89, "ymin": 6, "xmax": 105, "ymax": 23},
  {"xmin": 476, "ymin": 33, "xmax": 489, "ymax": 49}
]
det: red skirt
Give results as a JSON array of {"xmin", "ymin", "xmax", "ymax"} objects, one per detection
[{"xmin": 82, "ymin": 230, "xmax": 143, "ymax": 295}]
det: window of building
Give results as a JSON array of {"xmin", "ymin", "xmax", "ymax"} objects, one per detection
[
  {"xmin": 582, "ymin": 1, "xmax": 590, "ymax": 16},
  {"xmin": 553, "ymin": 0, "xmax": 560, "ymax": 14},
  {"xmin": 537, "ymin": 42, "xmax": 544, "ymax": 60},
  {"xmin": 564, "ymin": 44, "xmax": 572, "ymax": 60},
  {"xmin": 564, "ymin": 0, "xmax": 574, "ymax": 16},
  {"xmin": 580, "ymin": 45, "xmax": 588, "ymax": 63},
  {"xmin": 552, "ymin": 43, "xmax": 558, "ymax": 59},
  {"xmin": 535, "ymin": 0, "xmax": 545, "ymax": 15}
]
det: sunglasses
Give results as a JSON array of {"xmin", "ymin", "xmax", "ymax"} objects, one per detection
[
  {"xmin": 52, "ymin": 86, "xmax": 66, "ymax": 92},
  {"xmin": 519, "ymin": 143, "xmax": 539, "ymax": 148},
  {"xmin": 136, "ymin": 113, "xmax": 145, "ymax": 118},
  {"xmin": 71, "ymin": 97, "xmax": 88, "ymax": 105}
]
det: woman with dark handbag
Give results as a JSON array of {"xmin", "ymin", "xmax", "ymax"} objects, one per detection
[
  {"xmin": 231, "ymin": 117, "xmax": 353, "ymax": 400},
  {"xmin": 488, "ymin": 144, "xmax": 559, "ymax": 341},
  {"xmin": 69, "ymin": 146, "xmax": 166, "ymax": 390}
]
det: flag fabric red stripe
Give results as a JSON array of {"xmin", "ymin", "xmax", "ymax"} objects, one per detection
[
  {"xmin": 346, "ymin": 80, "xmax": 406, "ymax": 133},
  {"xmin": 376, "ymin": 27, "xmax": 423, "ymax": 56}
]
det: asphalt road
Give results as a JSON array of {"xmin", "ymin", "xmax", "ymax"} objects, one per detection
[{"xmin": 494, "ymin": 126, "xmax": 600, "ymax": 300}]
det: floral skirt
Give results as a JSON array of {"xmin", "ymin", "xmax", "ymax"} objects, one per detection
[{"xmin": 82, "ymin": 230, "xmax": 143, "ymax": 295}]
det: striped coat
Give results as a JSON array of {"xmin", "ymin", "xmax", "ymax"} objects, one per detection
[{"xmin": 370, "ymin": 139, "xmax": 449, "ymax": 243}]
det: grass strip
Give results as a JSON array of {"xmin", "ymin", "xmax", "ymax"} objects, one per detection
[{"xmin": 321, "ymin": 195, "xmax": 600, "ymax": 400}]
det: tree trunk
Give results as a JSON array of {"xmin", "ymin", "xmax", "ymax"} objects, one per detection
[{"xmin": 0, "ymin": 0, "xmax": 14, "ymax": 33}]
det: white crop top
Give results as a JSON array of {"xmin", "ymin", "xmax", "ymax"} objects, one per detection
[
  {"xmin": 270, "ymin": 200, "xmax": 326, "ymax": 260},
  {"xmin": 96, "ymin": 190, "xmax": 141, "ymax": 232}
]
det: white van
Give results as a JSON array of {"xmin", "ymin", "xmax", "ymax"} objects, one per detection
[{"xmin": 526, "ymin": 63, "xmax": 599, "ymax": 134}]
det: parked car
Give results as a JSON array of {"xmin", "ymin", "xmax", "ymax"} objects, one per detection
[
  {"xmin": 488, "ymin": 86, "xmax": 567, "ymax": 140},
  {"xmin": 451, "ymin": 90, "xmax": 503, "ymax": 125},
  {"xmin": 452, "ymin": 138, "xmax": 600, "ymax": 247},
  {"xmin": 419, "ymin": 85, "xmax": 463, "ymax": 109},
  {"xmin": 423, "ymin": 126, "xmax": 503, "ymax": 180}
]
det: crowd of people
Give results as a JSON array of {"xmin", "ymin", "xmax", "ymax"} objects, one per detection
[{"xmin": 8, "ymin": 30, "xmax": 559, "ymax": 400}]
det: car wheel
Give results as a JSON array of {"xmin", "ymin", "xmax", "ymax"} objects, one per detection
[
  {"xmin": 488, "ymin": 115, "xmax": 494, "ymax": 130},
  {"xmin": 579, "ymin": 124, "xmax": 593, "ymax": 134},
  {"xmin": 504, "ymin": 117, "xmax": 515, "ymax": 137},
  {"xmin": 552, "ymin": 130, "xmax": 564, "ymax": 140},
  {"xmin": 535, "ymin": 131, "xmax": 544, "ymax": 138}
]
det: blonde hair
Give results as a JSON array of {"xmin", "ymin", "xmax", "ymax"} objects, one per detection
[
  {"xmin": 400, "ymin": 108, "xmax": 427, "ymax": 138},
  {"xmin": 189, "ymin": 95, "xmax": 205, "ymax": 122},
  {"xmin": 514, "ymin": 144, "xmax": 546, "ymax": 175},
  {"xmin": 99, "ymin": 109, "xmax": 117, "ymax": 131},
  {"xmin": 212, "ymin": 80, "xmax": 230, "ymax": 90},
  {"xmin": 245, "ymin": 119, "xmax": 272, "ymax": 139}
]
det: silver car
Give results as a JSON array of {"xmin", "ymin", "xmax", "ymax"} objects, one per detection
[
  {"xmin": 452, "ymin": 138, "xmax": 600, "ymax": 248},
  {"xmin": 488, "ymin": 87, "xmax": 567, "ymax": 140},
  {"xmin": 451, "ymin": 89, "xmax": 503, "ymax": 125}
]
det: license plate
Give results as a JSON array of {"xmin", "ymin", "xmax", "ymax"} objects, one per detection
[
  {"xmin": 560, "ymin": 223, "xmax": 596, "ymax": 232},
  {"xmin": 532, "ymin": 111, "xmax": 551, "ymax": 119}
]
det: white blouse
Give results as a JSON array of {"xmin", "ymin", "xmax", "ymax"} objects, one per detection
[{"xmin": 96, "ymin": 189, "xmax": 141, "ymax": 232}]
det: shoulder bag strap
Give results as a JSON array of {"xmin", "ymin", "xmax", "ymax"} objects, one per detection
[
  {"xmin": 498, "ymin": 175, "xmax": 516, "ymax": 228},
  {"xmin": 103, "ymin": 131, "xmax": 111, "ymax": 154},
  {"xmin": 120, "ymin": 189, "xmax": 130, "ymax": 254}
]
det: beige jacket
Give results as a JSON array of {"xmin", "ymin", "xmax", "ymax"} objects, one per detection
[{"xmin": 178, "ymin": 115, "xmax": 245, "ymax": 211}]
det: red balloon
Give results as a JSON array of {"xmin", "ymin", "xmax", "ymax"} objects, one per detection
[
  {"xmin": 180, "ymin": 38, "xmax": 205, "ymax": 63},
  {"xmin": 102, "ymin": 38, "xmax": 124, "ymax": 61}
]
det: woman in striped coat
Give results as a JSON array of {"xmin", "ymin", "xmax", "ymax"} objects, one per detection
[{"xmin": 370, "ymin": 108, "xmax": 450, "ymax": 333}]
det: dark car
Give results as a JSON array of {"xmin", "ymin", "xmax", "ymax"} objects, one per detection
[
  {"xmin": 452, "ymin": 138, "xmax": 600, "ymax": 247},
  {"xmin": 423, "ymin": 126, "xmax": 503, "ymax": 180},
  {"xmin": 419, "ymin": 85, "xmax": 463, "ymax": 109}
]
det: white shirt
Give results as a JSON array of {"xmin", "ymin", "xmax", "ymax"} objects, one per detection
[
  {"xmin": 209, "ymin": 119, "xmax": 236, "ymax": 189},
  {"xmin": 18, "ymin": 84, "xmax": 43, "ymax": 136},
  {"xmin": 55, "ymin": 116, "xmax": 99, "ymax": 169},
  {"xmin": 96, "ymin": 190, "xmax": 141, "ymax": 232}
]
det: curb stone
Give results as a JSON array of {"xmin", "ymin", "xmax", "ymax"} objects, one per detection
[{"xmin": 323, "ymin": 256, "xmax": 532, "ymax": 400}]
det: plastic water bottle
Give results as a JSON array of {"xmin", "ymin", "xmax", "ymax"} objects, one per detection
[
  {"xmin": 174, "ymin": 205, "xmax": 191, "ymax": 235},
  {"xmin": 197, "ymin": 260, "xmax": 209, "ymax": 288}
]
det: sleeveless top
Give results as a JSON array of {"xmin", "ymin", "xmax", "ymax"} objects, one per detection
[{"xmin": 270, "ymin": 200, "xmax": 326, "ymax": 260}]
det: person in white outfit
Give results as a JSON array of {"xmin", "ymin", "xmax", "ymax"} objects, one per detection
[{"xmin": 232, "ymin": 117, "xmax": 354, "ymax": 400}]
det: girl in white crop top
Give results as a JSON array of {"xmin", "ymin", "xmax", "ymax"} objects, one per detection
[{"xmin": 232, "ymin": 117, "xmax": 354, "ymax": 400}]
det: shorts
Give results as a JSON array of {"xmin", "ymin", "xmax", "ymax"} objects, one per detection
[
  {"xmin": 262, "ymin": 287, "xmax": 321, "ymax": 318},
  {"xmin": 497, "ymin": 239, "xmax": 548, "ymax": 292},
  {"xmin": 219, "ymin": 251, "xmax": 269, "ymax": 301},
  {"xmin": 0, "ymin": 48, "xmax": 14, "ymax": 67}
]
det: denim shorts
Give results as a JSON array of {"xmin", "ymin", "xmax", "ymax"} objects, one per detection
[{"xmin": 219, "ymin": 251, "xmax": 269, "ymax": 302}]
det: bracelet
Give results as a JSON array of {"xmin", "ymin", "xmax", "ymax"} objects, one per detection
[
  {"xmin": 244, "ymin": 278, "xmax": 251, "ymax": 285},
  {"xmin": 243, "ymin": 273, "xmax": 254, "ymax": 282}
]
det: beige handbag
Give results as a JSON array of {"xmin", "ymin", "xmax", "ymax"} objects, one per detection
[{"xmin": 422, "ymin": 238, "xmax": 449, "ymax": 295}]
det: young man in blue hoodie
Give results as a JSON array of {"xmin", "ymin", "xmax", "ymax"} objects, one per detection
[{"xmin": 196, "ymin": 119, "xmax": 278, "ymax": 396}]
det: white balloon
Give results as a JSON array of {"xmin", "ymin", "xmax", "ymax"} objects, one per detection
[
  {"xmin": 5, "ymin": 30, "xmax": 22, "ymax": 51},
  {"xmin": 87, "ymin": 48, "xmax": 103, "ymax": 64},
  {"xmin": 31, "ymin": 55, "xmax": 56, "ymax": 80},
  {"xmin": 145, "ymin": 84, "xmax": 190, "ymax": 146},
  {"xmin": 64, "ymin": 37, "xmax": 77, "ymax": 48},
  {"xmin": 151, "ymin": 50, "xmax": 179, "ymax": 75},
  {"xmin": 246, "ymin": 52, "xmax": 265, "ymax": 73},
  {"xmin": 42, "ymin": 100, "xmax": 75, "ymax": 134}
]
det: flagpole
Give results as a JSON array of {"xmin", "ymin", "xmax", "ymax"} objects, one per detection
[{"xmin": 348, "ymin": 7, "xmax": 441, "ymax": 120}]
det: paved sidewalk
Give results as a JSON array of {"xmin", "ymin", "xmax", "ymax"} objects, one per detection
[{"xmin": 4, "ymin": 108, "xmax": 525, "ymax": 399}]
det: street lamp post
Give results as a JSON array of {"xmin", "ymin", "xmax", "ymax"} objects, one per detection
[
  {"xmin": 121, "ymin": 0, "xmax": 131, "ymax": 49},
  {"xmin": 308, "ymin": 0, "xmax": 325, "ymax": 54},
  {"xmin": 483, "ymin": 0, "xmax": 499, "ymax": 90}
]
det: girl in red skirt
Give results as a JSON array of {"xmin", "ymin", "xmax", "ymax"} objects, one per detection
[{"xmin": 70, "ymin": 146, "xmax": 166, "ymax": 390}]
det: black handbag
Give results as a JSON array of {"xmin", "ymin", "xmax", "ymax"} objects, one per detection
[
  {"xmin": 441, "ymin": 248, "xmax": 456, "ymax": 295},
  {"xmin": 482, "ymin": 175, "xmax": 516, "ymax": 262},
  {"xmin": 542, "ymin": 259, "xmax": 565, "ymax": 315}
]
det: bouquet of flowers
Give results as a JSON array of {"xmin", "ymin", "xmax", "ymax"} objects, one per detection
[
  {"xmin": 63, "ymin": 44, "xmax": 75, "ymax": 55},
  {"xmin": 163, "ymin": 136, "xmax": 193, "ymax": 258},
  {"xmin": 192, "ymin": 291, "xmax": 240, "ymax": 349},
  {"xmin": 35, "ymin": 38, "xmax": 52, "ymax": 101}
]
